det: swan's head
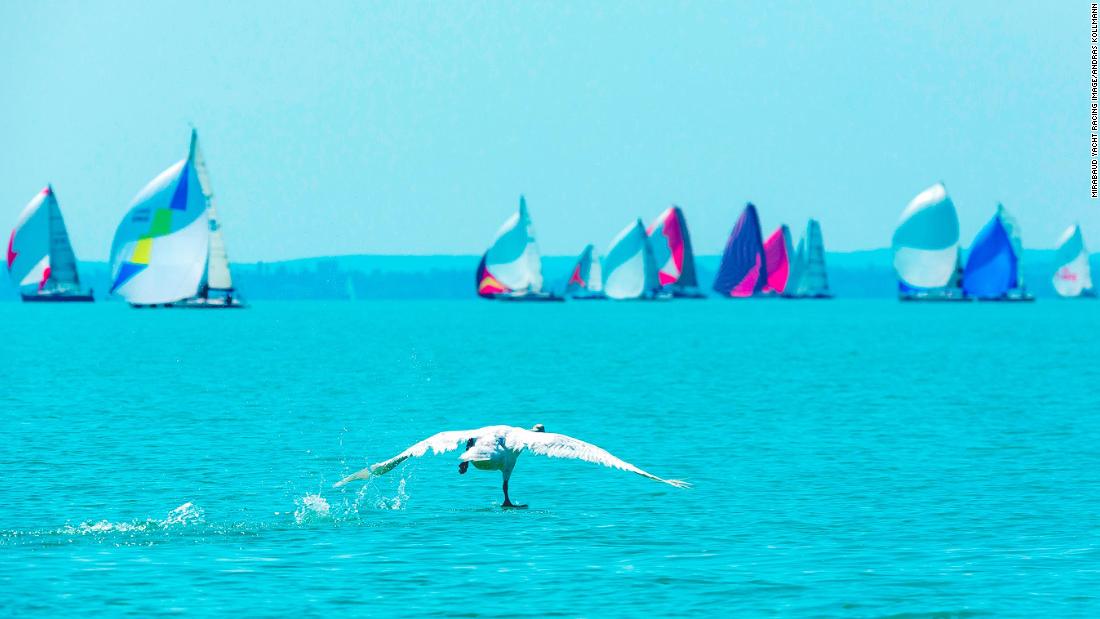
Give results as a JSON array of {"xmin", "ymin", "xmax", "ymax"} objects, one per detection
[{"xmin": 531, "ymin": 424, "xmax": 545, "ymax": 433}]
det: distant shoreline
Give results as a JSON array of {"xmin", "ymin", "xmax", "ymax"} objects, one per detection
[{"xmin": 2, "ymin": 250, "xmax": 1090, "ymax": 301}]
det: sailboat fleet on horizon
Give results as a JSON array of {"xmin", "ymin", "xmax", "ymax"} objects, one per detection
[
  {"xmin": 5, "ymin": 139, "xmax": 1096, "ymax": 304},
  {"xmin": 476, "ymin": 197, "xmax": 832, "ymax": 301},
  {"xmin": 891, "ymin": 183, "xmax": 1093, "ymax": 301},
  {"xmin": 6, "ymin": 129, "xmax": 244, "ymax": 307}
]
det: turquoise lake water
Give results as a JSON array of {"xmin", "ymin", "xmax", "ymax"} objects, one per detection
[{"xmin": 1, "ymin": 300, "xmax": 1098, "ymax": 617}]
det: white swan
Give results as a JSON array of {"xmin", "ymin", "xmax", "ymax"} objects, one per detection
[{"xmin": 334, "ymin": 424, "xmax": 690, "ymax": 507}]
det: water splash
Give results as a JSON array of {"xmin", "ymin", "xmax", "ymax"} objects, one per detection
[
  {"xmin": 374, "ymin": 478, "xmax": 409, "ymax": 510},
  {"xmin": 294, "ymin": 494, "xmax": 331, "ymax": 524},
  {"xmin": 164, "ymin": 501, "xmax": 204, "ymax": 526},
  {"xmin": 58, "ymin": 502, "xmax": 205, "ymax": 536}
]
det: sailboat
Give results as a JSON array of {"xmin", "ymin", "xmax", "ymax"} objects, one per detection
[
  {"xmin": 713, "ymin": 203, "xmax": 767, "ymax": 298},
  {"xmin": 563, "ymin": 244, "xmax": 605, "ymax": 300},
  {"xmin": 7, "ymin": 185, "xmax": 94, "ymax": 302},
  {"xmin": 602, "ymin": 219, "xmax": 666, "ymax": 300},
  {"xmin": 790, "ymin": 219, "xmax": 832, "ymax": 298},
  {"xmin": 761, "ymin": 224, "xmax": 795, "ymax": 296},
  {"xmin": 476, "ymin": 196, "xmax": 561, "ymax": 301},
  {"xmin": 646, "ymin": 206, "xmax": 705, "ymax": 298},
  {"xmin": 962, "ymin": 204, "xmax": 1034, "ymax": 302},
  {"xmin": 892, "ymin": 183, "xmax": 968, "ymax": 301},
  {"xmin": 1052, "ymin": 224, "xmax": 1095, "ymax": 298},
  {"xmin": 109, "ymin": 129, "xmax": 244, "ymax": 308}
]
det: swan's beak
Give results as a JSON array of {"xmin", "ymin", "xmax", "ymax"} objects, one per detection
[{"xmin": 532, "ymin": 424, "xmax": 545, "ymax": 432}]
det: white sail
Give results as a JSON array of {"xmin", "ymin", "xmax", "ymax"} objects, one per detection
[
  {"xmin": 192, "ymin": 131, "xmax": 233, "ymax": 291},
  {"xmin": 789, "ymin": 236, "xmax": 807, "ymax": 294},
  {"xmin": 484, "ymin": 196, "xmax": 543, "ymax": 292},
  {"xmin": 7, "ymin": 186, "xmax": 83, "ymax": 294},
  {"xmin": 603, "ymin": 219, "xmax": 660, "ymax": 300},
  {"xmin": 1053, "ymin": 224, "xmax": 1093, "ymax": 297},
  {"xmin": 109, "ymin": 138, "xmax": 209, "ymax": 305},
  {"xmin": 997, "ymin": 203, "xmax": 1025, "ymax": 289},
  {"xmin": 892, "ymin": 183, "xmax": 961, "ymax": 289},
  {"xmin": 794, "ymin": 219, "xmax": 830, "ymax": 297},
  {"xmin": 8, "ymin": 188, "xmax": 52, "ymax": 290},
  {"xmin": 589, "ymin": 252, "xmax": 603, "ymax": 292}
]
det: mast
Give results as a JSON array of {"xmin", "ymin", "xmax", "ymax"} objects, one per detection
[{"xmin": 191, "ymin": 130, "xmax": 234, "ymax": 292}]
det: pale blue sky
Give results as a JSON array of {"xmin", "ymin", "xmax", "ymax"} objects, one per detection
[{"xmin": 0, "ymin": 1, "xmax": 1087, "ymax": 261}]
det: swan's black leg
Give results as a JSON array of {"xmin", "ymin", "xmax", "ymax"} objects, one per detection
[{"xmin": 502, "ymin": 478, "xmax": 526, "ymax": 508}]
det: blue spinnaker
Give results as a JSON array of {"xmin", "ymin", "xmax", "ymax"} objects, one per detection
[{"xmin": 962, "ymin": 215, "xmax": 1016, "ymax": 298}]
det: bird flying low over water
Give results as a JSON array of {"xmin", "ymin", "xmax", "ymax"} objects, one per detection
[{"xmin": 334, "ymin": 424, "xmax": 690, "ymax": 507}]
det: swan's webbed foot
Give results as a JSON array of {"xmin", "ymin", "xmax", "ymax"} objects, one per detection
[{"xmin": 502, "ymin": 502, "xmax": 528, "ymax": 509}]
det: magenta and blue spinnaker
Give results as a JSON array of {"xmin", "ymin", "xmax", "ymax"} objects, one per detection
[{"xmin": 713, "ymin": 203, "xmax": 767, "ymax": 297}]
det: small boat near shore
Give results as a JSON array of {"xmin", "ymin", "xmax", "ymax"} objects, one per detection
[{"xmin": 7, "ymin": 185, "xmax": 94, "ymax": 302}]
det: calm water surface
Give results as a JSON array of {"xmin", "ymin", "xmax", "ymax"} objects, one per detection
[{"xmin": 1, "ymin": 300, "xmax": 1098, "ymax": 617}]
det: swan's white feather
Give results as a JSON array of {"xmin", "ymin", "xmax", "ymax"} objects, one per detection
[
  {"xmin": 333, "ymin": 426, "xmax": 509, "ymax": 487},
  {"xmin": 506, "ymin": 428, "xmax": 691, "ymax": 488},
  {"xmin": 334, "ymin": 425, "xmax": 690, "ymax": 490}
]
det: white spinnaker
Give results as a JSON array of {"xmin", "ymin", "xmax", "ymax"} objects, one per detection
[
  {"xmin": 603, "ymin": 219, "xmax": 658, "ymax": 300},
  {"xmin": 45, "ymin": 190, "xmax": 80, "ymax": 290},
  {"xmin": 109, "ymin": 151, "xmax": 209, "ymax": 305},
  {"xmin": 485, "ymin": 197, "xmax": 543, "ymax": 292},
  {"xmin": 1053, "ymin": 224, "xmax": 1093, "ymax": 297},
  {"xmin": 892, "ymin": 183, "xmax": 961, "ymax": 288},
  {"xmin": 192, "ymin": 131, "xmax": 232, "ymax": 291},
  {"xmin": 8, "ymin": 189, "xmax": 51, "ymax": 288}
]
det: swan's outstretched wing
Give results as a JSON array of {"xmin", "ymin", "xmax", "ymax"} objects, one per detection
[
  {"xmin": 507, "ymin": 429, "xmax": 690, "ymax": 488},
  {"xmin": 334, "ymin": 426, "xmax": 504, "ymax": 487}
]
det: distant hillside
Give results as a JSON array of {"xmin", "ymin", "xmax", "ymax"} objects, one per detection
[{"xmin": 1, "ymin": 250, "xmax": 1092, "ymax": 301}]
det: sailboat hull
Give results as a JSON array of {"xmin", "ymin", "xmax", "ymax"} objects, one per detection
[
  {"xmin": 21, "ymin": 292, "xmax": 94, "ymax": 303},
  {"xmin": 609, "ymin": 292, "xmax": 672, "ymax": 302},
  {"xmin": 975, "ymin": 295, "xmax": 1036, "ymax": 303},
  {"xmin": 784, "ymin": 293, "xmax": 833, "ymax": 300},
  {"xmin": 898, "ymin": 294, "xmax": 971, "ymax": 302},
  {"xmin": 670, "ymin": 288, "xmax": 707, "ymax": 299},
  {"xmin": 494, "ymin": 292, "xmax": 564, "ymax": 303},
  {"xmin": 166, "ymin": 296, "xmax": 247, "ymax": 309},
  {"xmin": 131, "ymin": 296, "xmax": 246, "ymax": 309}
]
